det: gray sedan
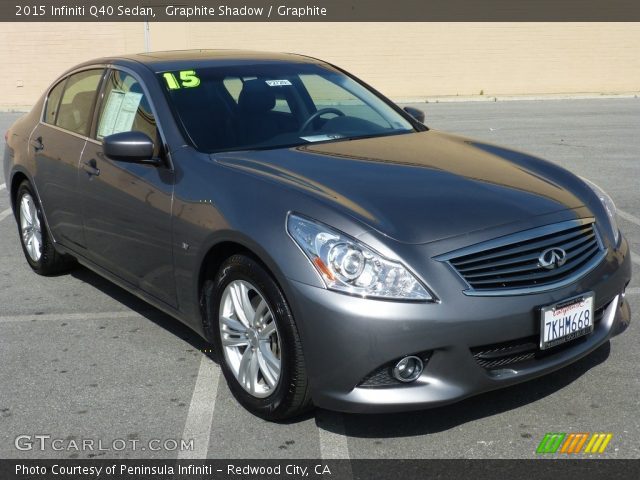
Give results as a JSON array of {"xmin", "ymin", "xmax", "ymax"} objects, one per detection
[{"xmin": 3, "ymin": 50, "xmax": 631, "ymax": 420}]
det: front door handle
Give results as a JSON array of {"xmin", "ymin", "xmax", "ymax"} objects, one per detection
[
  {"xmin": 82, "ymin": 159, "xmax": 100, "ymax": 177},
  {"xmin": 30, "ymin": 136, "xmax": 44, "ymax": 151}
]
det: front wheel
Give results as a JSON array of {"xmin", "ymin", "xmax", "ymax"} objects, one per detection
[
  {"xmin": 15, "ymin": 180, "xmax": 74, "ymax": 275},
  {"xmin": 203, "ymin": 254, "xmax": 312, "ymax": 421}
]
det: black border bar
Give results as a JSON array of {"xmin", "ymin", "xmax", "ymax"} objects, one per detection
[
  {"xmin": 1, "ymin": 459, "xmax": 639, "ymax": 480},
  {"xmin": 4, "ymin": 1, "xmax": 640, "ymax": 22}
]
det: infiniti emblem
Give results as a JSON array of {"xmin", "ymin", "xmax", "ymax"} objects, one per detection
[{"xmin": 538, "ymin": 247, "xmax": 567, "ymax": 270}]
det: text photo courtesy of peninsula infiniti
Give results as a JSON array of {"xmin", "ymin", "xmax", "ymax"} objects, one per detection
[{"xmin": 3, "ymin": 50, "xmax": 631, "ymax": 420}]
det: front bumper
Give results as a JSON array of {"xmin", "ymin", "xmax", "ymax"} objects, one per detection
[{"xmin": 285, "ymin": 236, "xmax": 632, "ymax": 414}]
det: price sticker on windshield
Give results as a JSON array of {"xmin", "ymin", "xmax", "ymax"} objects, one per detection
[{"xmin": 163, "ymin": 70, "xmax": 201, "ymax": 90}]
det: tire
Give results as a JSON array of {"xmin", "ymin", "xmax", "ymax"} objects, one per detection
[
  {"xmin": 202, "ymin": 254, "xmax": 312, "ymax": 421},
  {"xmin": 15, "ymin": 180, "xmax": 75, "ymax": 275}
]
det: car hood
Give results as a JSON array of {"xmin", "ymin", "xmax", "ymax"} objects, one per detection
[{"xmin": 212, "ymin": 130, "xmax": 586, "ymax": 244}]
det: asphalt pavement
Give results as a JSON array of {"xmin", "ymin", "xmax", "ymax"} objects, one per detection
[{"xmin": 0, "ymin": 98, "xmax": 638, "ymax": 460}]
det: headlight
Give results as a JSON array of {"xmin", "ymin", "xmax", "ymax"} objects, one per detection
[
  {"xmin": 287, "ymin": 214, "xmax": 432, "ymax": 301},
  {"xmin": 581, "ymin": 177, "xmax": 620, "ymax": 245}
]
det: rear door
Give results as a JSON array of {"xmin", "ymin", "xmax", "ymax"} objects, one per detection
[
  {"xmin": 30, "ymin": 68, "xmax": 105, "ymax": 248},
  {"xmin": 78, "ymin": 68, "xmax": 177, "ymax": 307}
]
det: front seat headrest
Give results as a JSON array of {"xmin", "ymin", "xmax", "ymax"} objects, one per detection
[{"xmin": 238, "ymin": 79, "xmax": 276, "ymax": 113}]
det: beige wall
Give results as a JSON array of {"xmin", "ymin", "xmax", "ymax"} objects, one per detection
[{"xmin": 1, "ymin": 22, "xmax": 639, "ymax": 109}]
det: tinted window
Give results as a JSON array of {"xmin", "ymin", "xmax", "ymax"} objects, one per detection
[
  {"xmin": 44, "ymin": 79, "xmax": 66, "ymax": 125},
  {"xmin": 55, "ymin": 69, "xmax": 103, "ymax": 136},
  {"xmin": 160, "ymin": 63, "xmax": 415, "ymax": 153},
  {"xmin": 96, "ymin": 70, "xmax": 160, "ymax": 156}
]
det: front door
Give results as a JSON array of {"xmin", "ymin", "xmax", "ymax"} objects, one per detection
[{"xmin": 79, "ymin": 69, "xmax": 176, "ymax": 307}]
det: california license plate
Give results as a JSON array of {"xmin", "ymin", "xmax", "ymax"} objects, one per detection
[{"xmin": 540, "ymin": 293, "xmax": 595, "ymax": 350}]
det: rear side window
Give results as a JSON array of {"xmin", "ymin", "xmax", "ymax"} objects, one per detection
[
  {"xmin": 55, "ymin": 69, "xmax": 104, "ymax": 136},
  {"xmin": 96, "ymin": 70, "xmax": 160, "ymax": 156},
  {"xmin": 43, "ymin": 79, "xmax": 66, "ymax": 125}
]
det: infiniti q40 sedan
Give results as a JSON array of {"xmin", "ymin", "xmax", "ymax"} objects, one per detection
[{"xmin": 3, "ymin": 51, "xmax": 631, "ymax": 420}]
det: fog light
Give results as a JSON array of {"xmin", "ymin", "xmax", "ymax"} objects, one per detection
[{"xmin": 392, "ymin": 356, "xmax": 423, "ymax": 383}]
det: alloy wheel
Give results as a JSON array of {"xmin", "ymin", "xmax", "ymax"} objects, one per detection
[
  {"xmin": 219, "ymin": 280, "xmax": 281, "ymax": 398},
  {"xmin": 19, "ymin": 193, "xmax": 42, "ymax": 262}
]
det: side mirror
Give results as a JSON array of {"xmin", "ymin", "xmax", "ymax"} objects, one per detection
[
  {"xmin": 103, "ymin": 131, "xmax": 158, "ymax": 164},
  {"xmin": 403, "ymin": 106, "xmax": 425, "ymax": 124}
]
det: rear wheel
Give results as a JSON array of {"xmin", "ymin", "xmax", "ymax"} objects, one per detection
[
  {"xmin": 202, "ymin": 254, "xmax": 312, "ymax": 420},
  {"xmin": 15, "ymin": 181, "xmax": 74, "ymax": 275}
]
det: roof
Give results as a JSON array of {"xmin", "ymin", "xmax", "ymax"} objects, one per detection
[{"xmin": 116, "ymin": 49, "xmax": 322, "ymax": 72}]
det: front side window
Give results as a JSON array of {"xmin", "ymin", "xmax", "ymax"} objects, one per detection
[
  {"xmin": 43, "ymin": 79, "xmax": 66, "ymax": 125},
  {"xmin": 160, "ymin": 63, "xmax": 415, "ymax": 153},
  {"xmin": 96, "ymin": 70, "xmax": 160, "ymax": 156},
  {"xmin": 55, "ymin": 69, "xmax": 104, "ymax": 136}
]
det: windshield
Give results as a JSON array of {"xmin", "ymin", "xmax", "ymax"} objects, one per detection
[{"xmin": 159, "ymin": 63, "xmax": 416, "ymax": 153}]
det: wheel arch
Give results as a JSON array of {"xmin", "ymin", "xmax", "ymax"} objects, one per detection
[
  {"xmin": 9, "ymin": 170, "xmax": 30, "ymax": 215},
  {"xmin": 9, "ymin": 168, "xmax": 56, "ymax": 244},
  {"xmin": 196, "ymin": 235, "xmax": 297, "ymax": 335}
]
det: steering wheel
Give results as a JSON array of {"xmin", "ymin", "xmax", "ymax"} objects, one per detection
[{"xmin": 299, "ymin": 108, "xmax": 345, "ymax": 133}]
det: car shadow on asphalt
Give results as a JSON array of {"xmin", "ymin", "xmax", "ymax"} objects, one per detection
[
  {"xmin": 321, "ymin": 341, "xmax": 611, "ymax": 438},
  {"xmin": 70, "ymin": 266, "xmax": 216, "ymax": 362},
  {"xmin": 70, "ymin": 265, "xmax": 324, "ymax": 423},
  {"xmin": 70, "ymin": 265, "xmax": 611, "ymax": 432}
]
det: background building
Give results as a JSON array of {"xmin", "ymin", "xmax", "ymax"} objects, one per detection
[{"xmin": 1, "ymin": 22, "xmax": 639, "ymax": 109}]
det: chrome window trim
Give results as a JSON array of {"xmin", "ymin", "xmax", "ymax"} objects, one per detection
[
  {"xmin": 435, "ymin": 218, "xmax": 607, "ymax": 297},
  {"xmin": 39, "ymin": 64, "xmax": 109, "ymax": 133}
]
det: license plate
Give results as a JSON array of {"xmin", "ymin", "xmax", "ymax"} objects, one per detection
[{"xmin": 540, "ymin": 293, "xmax": 595, "ymax": 350}]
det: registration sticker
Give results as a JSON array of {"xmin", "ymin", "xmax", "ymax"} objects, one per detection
[
  {"xmin": 265, "ymin": 79, "xmax": 292, "ymax": 87},
  {"xmin": 540, "ymin": 293, "xmax": 594, "ymax": 350}
]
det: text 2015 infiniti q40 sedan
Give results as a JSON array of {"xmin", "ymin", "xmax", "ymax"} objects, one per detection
[{"xmin": 3, "ymin": 50, "xmax": 631, "ymax": 420}]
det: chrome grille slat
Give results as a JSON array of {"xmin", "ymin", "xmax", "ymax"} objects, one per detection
[
  {"xmin": 451, "ymin": 225, "xmax": 591, "ymax": 268},
  {"xmin": 456, "ymin": 231, "xmax": 596, "ymax": 275},
  {"xmin": 456, "ymin": 251, "xmax": 542, "ymax": 274},
  {"xmin": 468, "ymin": 244, "xmax": 599, "ymax": 287},
  {"xmin": 441, "ymin": 219, "xmax": 605, "ymax": 295},
  {"xmin": 466, "ymin": 241, "xmax": 599, "ymax": 283},
  {"xmin": 463, "ymin": 261, "xmax": 542, "ymax": 279}
]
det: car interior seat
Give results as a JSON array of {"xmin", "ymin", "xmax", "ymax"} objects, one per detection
[
  {"xmin": 177, "ymin": 84, "xmax": 238, "ymax": 151},
  {"xmin": 57, "ymin": 91, "xmax": 96, "ymax": 135},
  {"xmin": 237, "ymin": 79, "xmax": 281, "ymax": 145}
]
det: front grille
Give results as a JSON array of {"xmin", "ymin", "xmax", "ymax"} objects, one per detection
[
  {"xmin": 443, "ymin": 219, "xmax": 605, "ymax": 294},
  {"xmin": 471, "ymin": 301, "xmax": 609, "ymax": 370}
]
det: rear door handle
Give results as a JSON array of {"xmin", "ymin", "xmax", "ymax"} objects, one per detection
[
  {"xmin": 30, "ymin": 136, "xmax": 44, "ymax": 151},
  {"xmin": 82, "ymin": 159, "xmax": 100, "ymax": 177}
]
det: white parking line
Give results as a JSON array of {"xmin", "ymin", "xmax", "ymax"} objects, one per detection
[
  {"xmin": 0, "ymin": 183, "xmax": 6, "ymax": 191},
  {"xmin": 177, "ymin": 355, "xmax": 220, "ymax": 459},
  {"xmin": 316, "ymin": 411, "xmax": 351, "ymax": 460},
  {"xmin": 618, "ymin": 209, "xmax": 640, "ymax": 227},
  {"xmin": 626, "ymin": 287, "xmax": 640, "ymax": 296},
  {"xmin": 0, "ymin": 311, "xmax": 145, "ymax": 323},
  {"xmin": 0, "ymin": 208, "xmax": 11, "ymax": 222}
]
